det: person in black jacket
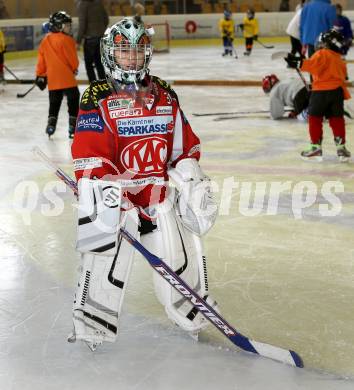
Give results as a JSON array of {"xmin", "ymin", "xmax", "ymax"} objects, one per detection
[{"xmin": 76, "ymin": 0, "xmax": 109, "ymax": 82}]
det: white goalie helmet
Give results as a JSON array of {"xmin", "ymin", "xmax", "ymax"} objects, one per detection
[{"xmin": 100, "ymin": 18, "xmax": 153, "ymax": 85}]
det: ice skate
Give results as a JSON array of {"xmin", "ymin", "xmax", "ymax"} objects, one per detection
[
  {"xmin": 300, "ymin": 144, "xmax": 323, "ymax": 161},
  {"xmin": 243, "ymin": 51, "xmax": 251, "ymax": 56},
  {"xmin": 46, "ymin": 116, "xmax": 57, "ymax": 138},
  {"xmin": 336, "ymin": 145, "xmax": 351, "ymax": 162},
  {"xmin": 0, "ymin": 72, "xmax": 5, "ymax": 93},
  {"xmin": 188, "ymin": 331, "xmax": 200, "ymax": 341},
  {"xmin": 68, "ymin": 116, "xmax": 76, "ymax": 139}
]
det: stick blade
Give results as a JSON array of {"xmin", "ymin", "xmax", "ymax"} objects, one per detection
[
  {"xmin": 250, "ymin": 339, "xmax": 304, "ymax": 368},
  {"xmin": 271, "ymin": 51, "xmax": 289, "ymax": 60}
]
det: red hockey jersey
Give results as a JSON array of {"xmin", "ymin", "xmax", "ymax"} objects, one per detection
[{"xmin": 71, "ymin": 76, "xmax": 201, "ymax": 216}]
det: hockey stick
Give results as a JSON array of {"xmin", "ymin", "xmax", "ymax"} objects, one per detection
[
  {"xmin": 255, "ymin": 39, "xmax": 274, "ymax": 49},
  {"xmin": 4, "ymin": 64, "xmax": 20, "ymax": 80},
  {"xmin": 271, "ymin": 51, "xmax": 288, "ymax": 60},
  {"xmin": 4, "ymin": 65, "xmax": 35, "ymax": 84},
  {"xmin": 271, "ymin": 51, "xmax": 311, "ymax": 93},
  {"xmin": 16, "ymin": 84, "xmax": 36, "ymax": 98},
  {"xmin": 295, "ymin": 68, "xmax": 310, "ymax": 92},
  {"xmin": 32, "ymin": 146, "xmax": 304, "ymax": 368},
  {"xmin": 193, "ymin": 109, "xmax": 291, "ymax": 117}
]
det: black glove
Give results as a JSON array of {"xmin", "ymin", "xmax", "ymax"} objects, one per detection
[
  {"xmin": 284, "ymin": 53, "xmax": 302, "ymax": 69},
  {"xmin": 253, "ymin": 35, "xmax": 258, "ymax": 40},
  {"xmin": 35, "ymin": 76, "xmax": 47, "ymax": 91},
  {"xmin": 238, "ymin": 24, "xmax": 244, "ymax": 30}
]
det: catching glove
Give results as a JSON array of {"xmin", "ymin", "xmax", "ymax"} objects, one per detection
[{"xmin": 253, "ymin": 35, "xmax": 258, "ymax": 40}]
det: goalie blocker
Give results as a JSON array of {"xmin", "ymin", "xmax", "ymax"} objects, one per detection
[{"xmin": 70, "ymin": 168, "xmax": 218, "ymax": 350}]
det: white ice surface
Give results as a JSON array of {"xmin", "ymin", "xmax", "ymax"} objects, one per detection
[{"xmin": 1, "ymin": 42, "xmax": 354, "ymax": 389}]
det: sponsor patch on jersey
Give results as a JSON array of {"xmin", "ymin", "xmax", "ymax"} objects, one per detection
[
  {"xmin": 77, "ymin": 113, "xmax": 104, "ymax": 132},
  {"xmin": 117, "ymin": 115, "xmax": 174, "ymax": 137},
  {"xmin": 73, "ymin": 157, "xmax": 103, "ymax": 171},
  {"xmin": 121, "ymin": 137, "xmax": 167, "ymax": 175},
  {"xmin": 156, "ymin": 106, "xmax": 173, "ymax": 115},
  {"xmin": 109, "ymin": 108, "xmax": 143, "ymax": 119},
  {"xmin": 107, "ymin": 98, "xmax": 134, "ymax": 110}
]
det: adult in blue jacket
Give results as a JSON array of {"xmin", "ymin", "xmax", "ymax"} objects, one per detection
[
  {"xmin": 334, "ymin": 4, "xmax": 353, "ymax": 55},
  {"xmin": 300, "ymin": 0, "xmax": 336, "ymax": 57}
]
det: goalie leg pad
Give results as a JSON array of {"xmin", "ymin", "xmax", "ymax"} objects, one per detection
[
  {"xmin": 71, "ymin": 208, "xmax": 140, "ymax": 345},
  {"xmin": 76, "ymin": 178, "xmax": 122, "ymax": 255},
  {"xmin": 141, "ymin": 198, "xmax": 219, "ymax": 334}
]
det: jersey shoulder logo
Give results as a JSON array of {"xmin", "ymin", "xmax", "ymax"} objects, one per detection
[
  {"xmin": 80, "ymin": 80, "xmax": 111, "ymax": 111},
  {"xmin": 152, "ymin": 76, "xmax": 179, "ymax": 103}
]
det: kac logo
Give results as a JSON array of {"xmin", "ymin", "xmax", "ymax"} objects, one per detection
[{"xmin": 121, "ymin": 137, "xmax": 167, "ymax": 175}]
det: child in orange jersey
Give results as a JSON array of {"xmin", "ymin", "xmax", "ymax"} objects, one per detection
[
  {"xmin": 286, "ymin": 28, "xmax": 351, "ymax": 162},
  {"xmin": 36, "ymin": 11, "xmax": 80, "ymax": 138}
]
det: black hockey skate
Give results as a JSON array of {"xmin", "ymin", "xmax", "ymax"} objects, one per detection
[
  {"xmin": 68, "ymin": 116, "xmax": 76, "ymax": 139},
  {"xmin": 46, "ymin": 116, "xmax": 57, "ymax": 138}
]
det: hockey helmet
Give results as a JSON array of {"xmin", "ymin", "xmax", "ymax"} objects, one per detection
[
  {"xmin": 262, "ymin": 74, "xmax": 279, "ymax": 93},
  {"xmin": 316, "ymin": 28, "xmax": 345, "ymax": 53},
  {"xmin": 100, "ymin": 18, "xmax": 153, "ymax": 85},
  {"xmin": 224, "ymin": 10, "xmax": 232, "ymax": 19},
  {"xmin": 247, "ymin": 8, "xmax": 255, "ymax": 19},
  {"xmin": 49, "ymin": 11, "xmax": 72, "ymax": 33}
]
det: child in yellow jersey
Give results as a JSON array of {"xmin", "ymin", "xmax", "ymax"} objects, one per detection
[
  {"xmin": 0, "ymin": 28, "xmax": 6, "ymax": 82},
  {"xmin": 239, "ymin": 8, "xmax": 258, "ymax": 56},
  {"xmin": 219, "ymin": 10, "xmax": 236, "ymax": 57}
]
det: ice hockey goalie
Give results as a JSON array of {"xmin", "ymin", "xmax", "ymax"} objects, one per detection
[{"xmin": 69, "ymin": 18, "xmax": 218, "ymax": 351}]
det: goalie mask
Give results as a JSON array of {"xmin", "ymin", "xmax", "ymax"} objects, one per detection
[
  {"xmin": 101, "ymin": 19, "xmax": 153, "ymax": 85},
  {"xmin": 262, "ymin": 74, "xmax": 279, "ymax": 94}
]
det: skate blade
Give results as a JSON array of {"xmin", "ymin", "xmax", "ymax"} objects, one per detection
[
  {"xmin": 300, "ymin": 156, "xmax": 323, "ymax": 162},
  {"xmin": 338, "ymin": 156, "xmax": 350, "ymax": 163},
  {"xmin": 188, "ymin": 332, "xmax": 199, "ymax": 342},
  {"xmin": 67, "ymin": 332, "xmax": 76, "ymax": 343},
  {"xmin": 85, "ymin": 341, "xmax": 101, "ymax": 352}
]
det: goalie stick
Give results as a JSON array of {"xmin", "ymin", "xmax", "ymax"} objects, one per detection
[{"xmin": 32, "ymin": 146, "xmax": 304, "ymax": 368}]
